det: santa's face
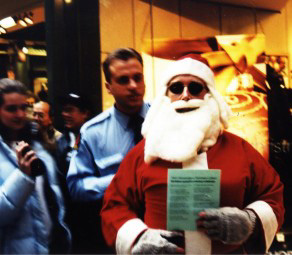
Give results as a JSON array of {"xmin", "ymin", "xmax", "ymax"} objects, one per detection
[
  {"xmin": 166, "ymin": 75, "xmax": 209, "ymax": 106},
  {"xmin": 142, "ymin": 89, "xmax": 221, "ymax": 164}
]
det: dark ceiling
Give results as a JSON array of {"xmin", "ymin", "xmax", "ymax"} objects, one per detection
[
  {"xmin": 0, "ymin": 22, "xmax": 46, "ymax": 42},
  {"xmin": 0, "ymin": 0, "xmax": 43, "ymax": 20}
]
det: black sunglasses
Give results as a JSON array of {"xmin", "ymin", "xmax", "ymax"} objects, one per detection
[
  {"xmin": 168, "ymin": 81, "xmax": 206, "ymax": 96},
  {"xmin": 116, "ymin": 73, "xmax": 143, "ymax": 85},
  {"xmin": 4, "ymin": 104, "xmax": 29, "ymax": 113}
]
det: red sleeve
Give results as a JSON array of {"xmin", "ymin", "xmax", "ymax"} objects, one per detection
[
  {"xmin": 243, "ymin": 138, "xmax": 285, "ymax": 230},
  {"xmin": 101, "ymin": 141, "xmax": 146, "ymax": 248},
  {"xmin": 209, "ymin": 132, "xmax": 285, "ymax": 253}
]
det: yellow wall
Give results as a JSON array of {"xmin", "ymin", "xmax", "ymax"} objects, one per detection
[{"xmin": 99, "ymin": 0, "xmax": 291, "ymax": 110}]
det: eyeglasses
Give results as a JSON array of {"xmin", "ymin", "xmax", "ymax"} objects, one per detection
[
  {"xmin": 4, "ymin": 104, "xmax": 29, "ymax": 113},
  {"xmin": 168, "ymin": 81, "xmax": 207, "ymax": 96},
  {"xmin": 116, "ymin": 73, "xmax": 143, "ymax": 85}
]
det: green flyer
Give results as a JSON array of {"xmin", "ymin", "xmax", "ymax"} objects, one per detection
[{"xmin": 167, "ymin": 169, "xmax": 221, "ymax": 231}]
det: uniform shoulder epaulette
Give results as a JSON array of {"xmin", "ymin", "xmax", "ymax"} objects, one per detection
[{"xmin": 81, "ymin": 108, "xmax": 112, "ymax": 132}]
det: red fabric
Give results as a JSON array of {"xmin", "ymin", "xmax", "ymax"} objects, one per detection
[{"xmin": 101, "ymin": 131, "xmax": 284, "ymax": 254}]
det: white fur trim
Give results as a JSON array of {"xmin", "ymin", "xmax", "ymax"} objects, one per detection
[
  {"xmin": 246, "ymin": 201, "xmax": 278, "ymax": 251},
  {"xmin": 183, "ymin": 157, "xmax": 211, "ymax": 254},
  {"xmin": 182, "ymin": 152, "xmax": 208, "ymax": 169},
  {"xmin": 161, "ymin": 58, "xmax": 215, "ymax": 90},
  {"xmin": 142, "ymin": 92, "xmax": 167, "ymax": 139},
  {"xmin": 185, "ymin": 230, "xmax": 211, "ymax": 254},
  {"xmin": 116, "ymin": 218, "xmax": 148, "ymax": 255},
  {"xmin": 143, "ymin": 96, "xmax": 221, "ymax": 164},
  {"xmin": 159, "ymin": 57, "xmax": 232, "ymax": 129},
  {"xmin": 208, "ymin": 87, "xmax": 233, "ymax": 128}
]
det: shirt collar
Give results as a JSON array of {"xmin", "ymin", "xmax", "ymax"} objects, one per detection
[
  {"xmin": 68, "ymin": 132, "xmax": 76, "ymax": 148},
  {"xmin": 112, "ymin": 102, "xmax": 148, "ymax": 130}
]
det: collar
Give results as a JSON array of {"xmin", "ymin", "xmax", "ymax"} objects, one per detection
[
  {"xmin": 112, "ymin": 102, "xmax": 148, "ymax": 130},
  {"xmin": 0, "ymin": 134, "xmax": 18, "ymax": 165},
  {"xmin": 47, "ymin": 125, "xmax": 56, "ymax": 139},
  {"xmin": 68, "ymin": 132, "xmax": 76, "ymax": 148}
]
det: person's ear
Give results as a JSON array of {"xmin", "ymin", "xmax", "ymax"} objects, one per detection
[{"xmin": 105, "ymin": 82, "xmax": 112, "ymax": 95}]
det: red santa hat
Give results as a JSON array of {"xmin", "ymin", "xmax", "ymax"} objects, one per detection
[
  {"xmin": 159, "ymin": 54, "xmax": 232, "ymax": 128},
  {"xmin": 161, "ymin": 54, "xmax": 214, "ymax": 89}
]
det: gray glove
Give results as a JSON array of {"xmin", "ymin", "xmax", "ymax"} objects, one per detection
[
  {"xmin": 131, "ymin": 228, "xmax": 184, "ymax": 255},
  {"xmin": 197, "ymin": 207, "xmax": 257, "ymax": 244}
]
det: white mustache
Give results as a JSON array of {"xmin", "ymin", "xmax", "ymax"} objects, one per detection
[{"xmin": 171, "ymin": 99, "xmax": 204, "ymax": 110}]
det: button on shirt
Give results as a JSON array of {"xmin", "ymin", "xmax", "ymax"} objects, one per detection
[{"xmin": 67, "ymin": 102, "xmax": 150, "ymax": 202}]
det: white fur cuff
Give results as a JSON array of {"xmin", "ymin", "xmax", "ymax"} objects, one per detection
[
  {"xmin": 116, "ymin": 218, "xmax": 148, "ymax": 255},
  {"xmin": 246, "ymin": 201, "xmax": 278, "ymax": 251},
  {"xmin": 185, "ymin": 230, "xmax": 211, "ymax": 254}
]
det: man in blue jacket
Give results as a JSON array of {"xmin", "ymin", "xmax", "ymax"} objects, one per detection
[
  {"xmin": 57, "ymin": 93, "xmax": 93, "ymax": 181},
  {"xmin": 56, "ymin": 93, "xmax": 94, "ymax": 253},
  {"xmin": 0, "ymin": 78, "xmax": 71, "ymax": 254},
  {"xmin": 67, "ymin": 47, "xmax": 150, "ymax": 252}
]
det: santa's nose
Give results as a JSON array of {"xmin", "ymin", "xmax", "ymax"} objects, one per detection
[{"xmin": 181, "ymin": 87, "xmax": 191, "ymax": 101}]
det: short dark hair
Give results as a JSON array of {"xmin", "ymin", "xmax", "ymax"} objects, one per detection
[
  {"xmin": 34, "ymin": 101, "xmax": 54, "ymax": 119},
  {"xmin": 0, "ymin": 78, "xmax": 27, "ymax": 106},
  {"xmin": 102, "ymin": 48, "xmax": 143, "ymax": 83}
]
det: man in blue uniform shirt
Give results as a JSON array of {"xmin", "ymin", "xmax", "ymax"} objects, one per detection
[{"xmin": 67, "ymin": 47, "xmax": 150, "ymax": 252}]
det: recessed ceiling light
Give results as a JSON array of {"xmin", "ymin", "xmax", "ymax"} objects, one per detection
[
  {"xmin": 18, "ymin": 19, "xmax": 27, "ymax": 27},
  {"xmin": 0, "ymin": 17, "xmax": 16, "ymax": 29},
  {"xmin": 0, "ymin": 26, "xmax": 7, "ymax": 34},
  {"xmin": 22, "ymin": 47, "xmax": 29, "ymax": 54}
]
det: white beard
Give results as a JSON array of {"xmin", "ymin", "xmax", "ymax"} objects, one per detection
[{"xmin": 142, "ymin": 94, "xmax": 222, "ymax": 164}]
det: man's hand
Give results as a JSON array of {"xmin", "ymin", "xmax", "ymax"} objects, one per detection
[
  {"xmin": 197, "ymin": 207, "xmax": 257, "ymax": 244},
  {"xmin": 15, "ymin": 141, "xmax": 38, "ymax": 177},
  {"xmin": 132, "ymin": 229, "xmax": 185, "ymax": 254}
]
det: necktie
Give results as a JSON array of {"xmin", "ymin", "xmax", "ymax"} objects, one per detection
[{"xmin": 128, "ymin": 114, "xmax": 144, "ymax": 144}]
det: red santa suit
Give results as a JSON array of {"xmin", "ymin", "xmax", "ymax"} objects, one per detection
[{"xmin": 101, "ymin": 131, "xmax": 284, "ymax": 254}]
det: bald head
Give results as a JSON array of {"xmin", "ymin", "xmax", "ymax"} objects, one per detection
[{"xmin": 33, "ymin": 101, "xmax": 53, "ymax": 128}]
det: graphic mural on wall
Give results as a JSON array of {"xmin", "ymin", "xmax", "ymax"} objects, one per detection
[{"xmin": 142, "ymin": 34, "xmax": 269, "ymax": 159}]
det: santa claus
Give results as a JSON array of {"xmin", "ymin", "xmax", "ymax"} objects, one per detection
[{"xmin": 101, "ymin": 56, "xmax": 284, "ymax": 254}]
